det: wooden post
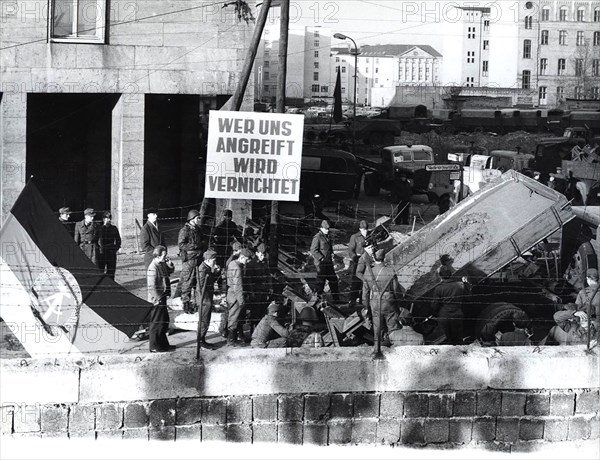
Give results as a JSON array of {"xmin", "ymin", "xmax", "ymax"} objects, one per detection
[{"xmin": 269, "ymin": 0, "xmax": 290, "ymax": 271}]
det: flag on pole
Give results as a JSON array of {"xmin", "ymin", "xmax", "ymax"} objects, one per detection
[
  {"xmin": 333, "ymin": 66, "xmax": 343, "ymax": 123},
  {"xmin": 0, "ymin": 181, "xmax": 153, "ymax": 358}
]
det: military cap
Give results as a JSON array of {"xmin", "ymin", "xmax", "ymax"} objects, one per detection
[
  {"xmin": 299, "ymin": 306, "xmax": 319, "ymax": 323},
  {"xmin": 84, "ymin": 208, "xmax": 96, "ymax": 216},
  {"xmin": 268, "ymin": 302, "xmax": 284, "ymax": 314},
  {"xmin": 203, "ymin": 249, "xmax": 217, "ymax": 260},
  {"xmin": 103, "ymin": 211, "xmax": 112, "ymax": 219},
  {"xmin": 223, "ymin": 209, "xmax": 233, "ymax": 217},
  {"xmin": 59, "ymin": 207, "xmax": 70, "ymax": 214},
  {"xmin": 146, "ymin": 207, "xmax": 158, "ymax": 216},
  {"xmin": 186, "ymin": 209, "xmax": 200, "ymax": 221},
  {"xmin": 320, "ymin": 220, "xmax": 330, "ymax": 229}
]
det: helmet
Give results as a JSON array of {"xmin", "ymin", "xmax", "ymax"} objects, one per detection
[
  {"xmin": 187, "ymin": 209, "xmax": 200, "ymax": 221},
  {"xmin": 299, "ymin": 306, "xmax": 319, "ymax": 323}
]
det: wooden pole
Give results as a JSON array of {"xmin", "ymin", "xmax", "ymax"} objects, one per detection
[
  {"xmin": 229, "ymin": 0, "xmax": 272, "ymax": 111},
  {"xmin": 269, "ymin": 0, "xmax": 289, "ymax": 271}
]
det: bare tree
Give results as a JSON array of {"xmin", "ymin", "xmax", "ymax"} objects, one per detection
[{"xmin": 563, "ymin": 39, "xmax": 600, "ymax": 101}]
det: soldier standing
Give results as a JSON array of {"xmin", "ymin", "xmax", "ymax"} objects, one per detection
[
  {"xmin": 356, "ymin": 241, "xmax": 377, "ymax": 303},
  {"xmin": 147, "ymin": 245, "xmax": 176, "ymax": 353},
  {"xmin": 140, "ymin": 208, "xmax": 164, "ymax": 270},
  {"xmin": 310, "ymin": 220, "xmax": 340, "ymax": 301},
  {"xmin": 176, "ymin": 209, "xmax": 206, "ymax": 314},
  {"xmin": 98, "ymin": 211, "xmax": 122, "ymax": 280},
  {"xmin": 245, "ymin": 243, "xmax": 273, "ymax": 332},
  {"xmin": 362, "ymin": 249, "xmax": 401, "ymax": 349},
  {"xmin": 432, "ymin": 266, "xmax": 468, "ymax": 345},
  {"xmin": 58, "ymin": 207, "xmax": 74, "ymax": 238},
  {"xmin": 196, "ymin": 249, "xmax": 220, "ymax": 349},
  {"xmin": 348, "ymin": 220, "xmax": 369, "ymax": 306},
  {"xmin": 225, "ymin": 248, "xmax": 253, "ymax": 346},
  {"xmin": 74, "ymin": 208, "xmax": 100, "ymax": 265},
  {"xmin": 213, "ymin": 209, "xmax": 241, "ymax": 275}
]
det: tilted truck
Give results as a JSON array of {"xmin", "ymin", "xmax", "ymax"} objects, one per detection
[{"xmin": 384, "ymin": 170, "xmax": 583, "ymax": 343}]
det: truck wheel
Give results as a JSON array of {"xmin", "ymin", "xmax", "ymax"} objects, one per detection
[
  {"xmin": 364, "ymin": 173, "xmax": 380, "ymax": 196},
  {"xmin": 475, "ymin": 303, "xmax": 528, "ymax": 343}
]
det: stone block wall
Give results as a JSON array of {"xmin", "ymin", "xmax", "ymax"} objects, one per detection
[{"xmin": 2, "ymin": 389, "xmax": 598, "ymax": 448}]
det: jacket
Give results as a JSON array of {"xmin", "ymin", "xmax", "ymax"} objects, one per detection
[
  {"xmin": 432, "ymin": 279, "xmax": 467, "ymax": 314},
  {"xmin": 178, "ymin": 223, "xmax": 205, "ymax": 262},
  {"xmin": 362, "ymin": 262, "xmax": 400, "ymax": 309},
  {"xmin": 310, "ymin": 230, "xmax": 334, "ymax": 266},
  {"xmin": 197, "ymin": 261, "xmax": 220, "ymax": 306},
  {"xmin": 250, "ymin": 314, "xmax": 289, "ymax": 347},
  {"xmin": 226, "ymin": 259, "xmax": 246, "ymax": 306},
  {"xmin": 147, "ymin": 259, "xmax": 174, "ymax": 305},
  {"xmin": 213, "ymin": 220, "xmax": 241, "ymax": 255},
  {"xmin": 356, "ymin": 252, "xmax": 374, "ymax": 282},
  {"xmin": 348, "ymin": 232, "xmax": 366, "ymax": 262},
  {"xmin": 74, "ymin": 220, "xmax": 99, "ymax": 246},
  {"xmin": 99, "ymin": 224, "xmax": 121, "ymax": 253},
  {"xmin": 140, "ymin": 221, "xmax": 163, "ymax": 254}
]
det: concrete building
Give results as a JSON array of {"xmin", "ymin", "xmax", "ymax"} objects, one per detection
[
  {"xmin": 516, "ymin": 0, "xmax": 600, "ymax": 107},
  {"xmin": 331, "ymin": 44, "xmax": 442, "ymax": 107},
  {"xmin": 255, "ymin": 25, "xmax": 332, "ymax": 103},
  {"xmin": 1, "ymin": 0, "xmax": 254, "ymax": 250}
]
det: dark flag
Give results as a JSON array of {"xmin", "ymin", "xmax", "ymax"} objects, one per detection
[
  {"xmin": 333, "ymin": 67, "xmax": 343, "ymax": 123},
  {"xmin": 0, "ymin": 181, "xmax": 153, "ymax": 357}
]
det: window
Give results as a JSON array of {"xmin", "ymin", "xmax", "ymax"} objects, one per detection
[
  {"xmin": 50, "ymin": 0, "xmax": 107, "ymax": 42},
  {"xmin": 468, "ymin": 26, "xmax": 476, "ymax": 39},
  {"xmin": 264, "ymin": 60, "xmax": 269, "ymax": 67},
  {"xmin": 540, "ymin": 58, "xmax": 548, "ymax": 74},
  {"xmin": 314, "ymin": 51, "xmax": 319, "ymax": 58},
  {"xmin": 482, "ymin": 60, "xmax": 489, "ymax": 76},
  {"xmin": 341, "ymin": 66, "xmax": 346, "ymax": 73},
  {"xmin": 375, "ymin": 78, "xmax": 378, "ymax": 84},
  {"xmin": 313, "ymin": 72, "xmax": 319, "ymax": 81},
  {"xmin": 341, "ymin": 87, "xmax": 346, "ymax": 93},
  {"xmin": 593, "ymin": 59, "xmax": 600, "ymax": 76},
  {"xmin": 577, "ymin": 6, "xmax": 585, "ymax": 22},
  {"xmin": 559, "ymin": 6, "xmax": 567, "ymax": 21},
  {"xmin": 577, "ymin": 31, "xmax": 585, "ymax": 45},
  {"xmin": 311, "ymin": 84, "xmax": 319, "ymax": 92},
  {"xmin": 366, "ymin": 58, "xmax": 369, "ymax": 63},
  {"xmin": 466, "ymin": 51, "xmax": 475, "ymax": 63},
  {"xmin": 522, "ymin": 70, "xmax": 531, "ymax": 89},
  {"xmin": 557, "ymin": 86, "xmax": 564, "ymax": 101},
  {"xmin": 314, "ymin": 40, "xmax": 319, "ymax": 47},
  {"xmin": 523, "ymin": 39, "xmax": 531, "ymax": 58},
  {"xmin": 314, "ymin": 62, "xmax": 319, "ymax": 69},
  {"xmin": 525, "ymin": 16, "xmax": 533, "ymax": 29},
  {"xmin": 575, "ymin": 59, "xmax": 584, "ymax": 75},
  {"xmin": 595, "ymin": 7, "xmax": 600, "ymax": 22},
  {"xmin": 263, "ymin": 85, "xmax": 269, "ymax": 93},
  {"xmin": 320, "ymin": 86, "xmax": 328, "ymax": 93},
  {"xmin": 541, "ymin": 30, "xmax": 548, "ymax": 45},
  {"xmin": 541, "ymin": 6, "xmax": 550, "ymax": 21},
  {"xmin": 575, "ymin": 87, "xmax": 584, "ymax": 99},
  {"xmin": 558, "ymin": 58, "xmax": 566, "ymax": 75},
  {"xmin": 539, "ymin": 86, "xmax": 547, "ymax": 105},
  {"xmin": 365, "ymin": 67, "xmax": 369, "ymax": 73},
  {"xmin": 483, "ymin": 40, "xmax": 489, "ymax": 50},
  {"xmin": 592, "ymin": 87, "xmax": 600, "ymax": 99},
  {"xmin": 559, "ymin": 30, "xmax": 567, "ymax": 45},
  {"xmin": 335, "ymin": 56, "xmax": 340, "ymax": 62},
  {"xmin": 376, "ymin": 58, "xmax": 379, "ymax": 64},
  {"xmin": 365, "ymin": 77, "xmax": 368, "ymax": 84},
  {"xmin": 595, "ymin": 31, "xmax": 600, "ymax": 45},
  {"xmin": 375, "ymin": 67, "xmax": 379, "ymax": 73},
  {"xmin": 264, "ymin": 71, "xmax": 269, "ymax": 80},
  {"xmin": 484, "ymin": 20, "xmax": 489, "ymax": 30},
  {"xmin": 314, "ymin": 30, "xmax": 319, "ymax": 37}
]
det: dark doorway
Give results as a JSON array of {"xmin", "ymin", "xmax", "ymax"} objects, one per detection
[{"xmin": 26, "ymin": 93, "xmax": 119, "ymax": 218}]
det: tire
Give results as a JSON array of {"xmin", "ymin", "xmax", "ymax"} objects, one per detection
[
  {"xmin": 364, "ymin": 172, "xmax": 380, "ymax": 196},
  {"xmin": 474, "ymin": 302, "xmax": 527, "ymax": 343}
]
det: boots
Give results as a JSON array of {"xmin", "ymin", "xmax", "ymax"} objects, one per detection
[
  {"xmin": 227, "ymin": 330, "xmax": 242, "ymax": 347},
  {"xmin": 183, "ymin": 301, "xmax": 194, "ymax": 314}
]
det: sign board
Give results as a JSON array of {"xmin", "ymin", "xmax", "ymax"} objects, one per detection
[
  {"xmin": 450, "ymin": 171, "xmax": 461, "ymax": 180},
  {"xmin": 425, "ymin": 164, "xmax": 461, "ymax": 172},
  {"xmin": 205, "ymin": 110, "xmax": 304, "ymax": 201},
  {"xmin": 447, "ymin": 153, "xmax": 463, "ymax": 162}
]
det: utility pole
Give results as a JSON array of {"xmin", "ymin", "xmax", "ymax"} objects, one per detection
[{"xmin": 269, "ymin": 0, "xmax": 290, "ymax": 270}]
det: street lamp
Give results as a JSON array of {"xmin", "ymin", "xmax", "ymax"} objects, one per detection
[{"xmin": 334, "ymin": 32, "xmax": 359, "ymax": 154}]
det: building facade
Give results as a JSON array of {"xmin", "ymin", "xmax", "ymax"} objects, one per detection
[
  {"xmin": 1, "ymin": 0, "xmax": 253, "ymax": 250},
  {"xmin": 517, "ymin": 0, "xmax": 600, "ymax": 107}
]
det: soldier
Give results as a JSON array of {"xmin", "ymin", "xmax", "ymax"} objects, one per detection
[
  {"xmin": 147, "ymin": 245, "xmax": 176, "ymax": 353},
  {"xmin": 196, "ymin": 249, "xmax": 220, "ymax": 349},
  {"xmin": 348, "ymin": 220, "xmax": 369, "ymax": 306},
  {"xmin": 540, "ymin": 305, "xmax": 589, "ymax": 346},
  {"xmin": 98, "ymin": 211, "xmax": 122, "ymax": 280},
  {"xmin": 575, "ymin": 268, "xmax": 600, "ymax": 333},
  {"xmin": 225, "ymin": 248, "xmax": 253, "ymax": 346},
  {"xmin": 74, "ymin": 208, "xmax": 100, "ymax": 265},
  {"xmin": 362, "ymin": 249, "xmax": 402, "ymax": 349},
  {"xmin": 356, "ymin": 241, "xmax": 377, "ymax": 302},
  {"xmin": 213, "ymin": 209, "xmax": 241, "ymax": 275},
  {"xmin": 218, "ymin": 241, "xmax": 243, "ymax": 337},
  {"xmin": 58, "ymin": 207, "xmax": 74, "ymax": 238},
  {"xmin": 310, "ymin": 220, "xmax": 340, "ymax": 301},
  {"xmin": 176, "ymin": 209, "xmax": 206, "ymax": 314},
  {"xmin": 245, "ymin": 243, "xmax": 273, "ymax": 333},
  {"xmin": 140, "ymin": 208, "xmax": 164, "ymax": 269},
  {"xmin": 432, "ymin": 266, "xmax": 468, "ymax": 345},
  {"xmin": 285, "ymin": 306, "xmax": 325, "ymax": 348},
  {"xmin": 250, "ymin": 301, "xmax": 289, "ymax": 348},
  {"xmin": 393, "ymin": 173, "xmax": 412, "ymax": 225},
  {"xmin": 387, "ymin": 309, "xmax": 424, "ymax": 346}
]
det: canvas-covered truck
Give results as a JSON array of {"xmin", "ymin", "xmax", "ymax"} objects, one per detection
[{"xmin": 385, "ymin": 170, "xmax": 578, "ymax": 343}]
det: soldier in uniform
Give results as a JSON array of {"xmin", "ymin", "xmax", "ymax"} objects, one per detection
[
  {"xmin": 245, "ymin": 243, "xmax": 273, "ymax": 333},
  {"xmin": 362, "ymin": 249, "xmax": 402, "ymax": 349},
  {"xmin": 74, "ymin": 208, "xmax": 100, "ymax": 265},
  {"xmin": 147, "ymin": 245, "xmax": 176, "ymax": 353},
  {"xmin": 140, "ymin": 208, "xmax": 164, "ymax": 269},
  {"xmin": 225, "ymin": 248, "xmax": 253, "ymax": 346},
  {"xmin": 432, "ymin": 266, "xmax": 468, "ymax": 345},
  {"xmin": 98, "ymin": 211, "xmax": 122, "ymax": 280},
  {"xmin": 348, "ymin": 220, "xmax": 369, "ymax": 306},
  {"xmin": 250, "ymin": 301, "xmax": 289, "ymax": 348},
  {"xmin": 176, "ymin": 209, "xmax": 206, "ymax": 314},
  {"xmin": 213, "ymin": 209, "xmax": 241, "ymax": 276},
  {"xmin": 218, "ymin": 241, "xmax": 244, "ymax": 337},
  {"xmin": 575, "ymin": 268, "xmax": 600, "ymax": 334},
  {"xmin": 58, "ymin": 207, "xmax": 74, "ymax": 238},
  {"xmin": 356, "ymin": 241, "xmax": 377, "ymax": 302},
  {"xmin": 310, "ymin": 220, "xmax": 340, "ymax": 301},
  {"xmin": 387, "ymin": 309, "xmax": 424, "ymax": 346},
  {"xmin": 196, "ymin": 249, "xmax": 220, "ymax": 349}
]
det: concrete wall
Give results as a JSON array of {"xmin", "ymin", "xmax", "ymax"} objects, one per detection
[
  {"xmin": 0, "ymin": 0, "xmax": 254, "ymax": 250},
  {"xmin": 1, "ymin": 346, "xmax": 598, "ymax": 448}
]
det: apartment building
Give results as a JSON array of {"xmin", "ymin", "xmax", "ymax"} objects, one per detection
[
  {"xmin": 256, "ymin": 25, "xmax": 332, "ymax": 103},
  {"xmin": 1, "ymin": 0, "xmax": 253, "ymax": 249},
  {"xmin": 517, "ymin": 0, "xmax": 600, "ymax": 106}
]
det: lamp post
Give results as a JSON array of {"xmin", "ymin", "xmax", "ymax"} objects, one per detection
[{"xmin": 334, "ymin": 33, "xmax": 359, "ymax": 154}]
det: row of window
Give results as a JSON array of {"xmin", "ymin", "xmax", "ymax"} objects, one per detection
[
  {"xmin": 538, "ymin": 86, "xmax": 600, "ymax": 103},
  {"xmin": 539, "ymin": 30, "xmax": 600, "ymax": 47},
  {"xmin": 538, "ymin": 58, "xmax": 600, "ymax": 76},
  {"xmin": 538, "ymin": 5, "xmax": 600, "ymax": 22},
  {"xmin": 310, "ymin": 85, "xmax": 329, "ymax": 93}
]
